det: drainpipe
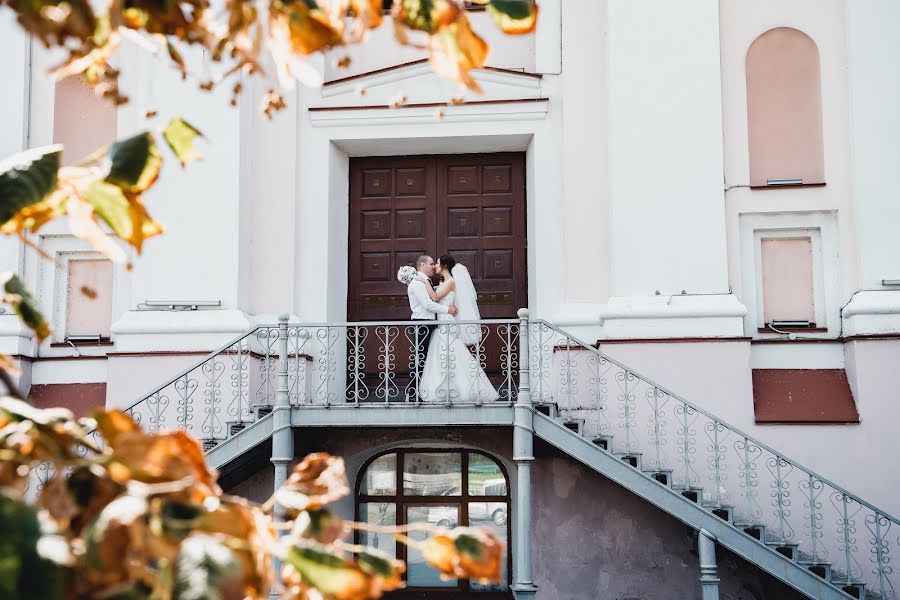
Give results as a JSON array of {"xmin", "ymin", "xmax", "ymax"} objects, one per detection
[
  {"xmin": 271, "ymin": 314, "xmax": 294, "ymax": 580},
  {"xmin": 511, "ymin": 308, "xmax": 539, "ymax": 599},
  {"xmin": 698, "ymin": 529, "xmax": 720, "ymax": 600}
]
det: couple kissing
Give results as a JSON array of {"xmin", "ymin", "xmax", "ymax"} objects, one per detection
[{"xmin": 399, "ymin": 255, "xmax": 499, "ymax": 404}]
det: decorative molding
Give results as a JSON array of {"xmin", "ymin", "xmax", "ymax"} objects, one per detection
[{"xmin": 309, "ymin": 98, "xmax": 549, "ymax": 128}]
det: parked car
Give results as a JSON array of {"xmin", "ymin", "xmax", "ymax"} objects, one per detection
[{"xmin": 425, "ymin": 479, "xmax": 507, "ymax": 527}]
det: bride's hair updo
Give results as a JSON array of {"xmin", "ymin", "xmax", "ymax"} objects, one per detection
[{"xmin": 438, "ymin": 254, "xmax": 456, "ymax": 274}]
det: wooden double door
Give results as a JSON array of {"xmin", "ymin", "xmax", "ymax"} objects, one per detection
[{"xmin": 348, "ymin": 153, "xmax": 527, "ymax": 322}]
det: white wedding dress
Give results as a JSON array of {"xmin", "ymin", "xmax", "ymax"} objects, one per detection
[{"xmin": 418, "ymin": 280, "xmax": 500, "ymax": 403}]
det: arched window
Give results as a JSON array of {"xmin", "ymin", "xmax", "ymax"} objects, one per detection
[
  {"xmin": 356, "ymin": 449, "xmax": 510, "ymax": 593},
  {"xmin": 746, "ymin": 27, "xmax": 824, "ymax": 187}
]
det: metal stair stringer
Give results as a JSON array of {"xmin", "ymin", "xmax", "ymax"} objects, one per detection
[
  {"xmin": 532, "ymin": 411, "xmax": 852, "ymax": 600},
  {"xmin": 206, "ymin": 411, "xmax": 275, "ymax": 471}
]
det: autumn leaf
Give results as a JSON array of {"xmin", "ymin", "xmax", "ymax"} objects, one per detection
[
  {"xmin": 93, "ymin": 409, "xmax": 141, "ymax": 447},
  {"xmin": 197, "ymin": 501, "xmax": 274, "ymax": 596},
  {"xmin": 421, "ymin": 527, "xmax": 502, "ymax": 583},
  {"xmin": 104, "ymin": 132, "xmax": 162, "ymax": 193},
  {"xmin": 283, "ymin": 544, "xmax": 378, "ymax": 600},
  {"xmin": 291, "ymin": 508, "xmax": 345, "ymax": 544},
  {"xmin": 1, "ymin": 273, "xmax": 51, "ymax": 342},
  {"xmin": 0, "ymin": 145, "xmax": 63, "ymax": 234},
  {"xmin": 173, "ymin": 534, "xmax": 243, "ymax": 600},
  {"xmin": 83, "ymin": 180, "xmax": 163, "ymax": 254},
  {"xmin": 268, "ymin": 0, "xmax": 343, "ymax": 56},
  {"xmin": 6, "ymin": 0, "xmax": 97, "ymax": 46},
  {"xmin": 486, "ymin": 0, "xmax": 538, "ymax": 34},
  {"xmin": 427, "ymin": 12, "xmax": 489, "ymax": 92},
  {"xmin": 162, "ymin": 117, "xmax": 204, "ymax": 167},
  {"xmin": 355, "ymin": 548, "xmax": 405, "ymax": 592},
  {"xmin": 275, "ymin": 453, "xmax": 349, "ymax": 512},
  {"xmin": 349, "ymin": 0, "xmax": 383, "ymax": 30},
  {"xmin": 393, "ymin": 0, "xmax": 459, "ymax": 34}
]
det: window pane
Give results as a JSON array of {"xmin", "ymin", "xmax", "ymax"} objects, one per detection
[
  {"xmin": 403, "ymin": 453, "xmax": 461, "ymax": 496},
  {"xmin": 66, "ymin": 259, "xmax": 113, "ymax": 338},
  {"xmin": 468, "ymin": 454, "xmax": 506, "ymax": 496},
  {"xmin": 761, "ymin": 237, "xmax": 815, "ymax": 325},
  {"xmin": 359, "ymin": 502, "xmax": 396, "ymax": 558},
  {"xmin": 406, "ymin": 506, "xmax": 458, "ymax": 588},
  {"xmin": 469, "ymin": 502, "xmax": 508, "ymax": 591},
  {"xmin": 360, "ymin": 453, "xmax": 396, "ymax": 495}
]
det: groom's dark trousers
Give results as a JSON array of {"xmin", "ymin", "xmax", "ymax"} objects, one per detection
[{"xmin": 407, "ymin": 318, "xmax": 437, "ymax": 401}]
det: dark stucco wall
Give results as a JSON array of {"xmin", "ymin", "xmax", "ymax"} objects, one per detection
[{"xmin": 223, "ymin": 427, "xmax": 804, "ymax": 600}]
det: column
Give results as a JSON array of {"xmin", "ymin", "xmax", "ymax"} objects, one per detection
[
  {"xmin": 511, "ymin": 309, "xmax": 538, "ymax": 599},
  {"xmin": 698, "ymin": 529, "xmax": 720, "ymax": 600},
  {"xmin": 271, "ymin": 314, "xmax": 293, "ymax": 582}
]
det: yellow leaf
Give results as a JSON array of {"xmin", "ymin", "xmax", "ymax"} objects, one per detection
[
  {"xmin": 67, "ymin": 194, "xmax": 129, "ymax": 263},
  {"xmin": 162, "ymin": 117, "xmax": 203, "ymax": 167},
  {"xmin": 350, "ymin": 0, "xmax": 383, "ymax": 29},
  {"xmin": 83, "ymin": 180, "xmax": 163, "ymax": 254}
]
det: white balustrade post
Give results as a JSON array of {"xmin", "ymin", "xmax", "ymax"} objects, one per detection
[
  {"xmin": 511, "ymin": 308, "xmax": 539, "ymax": 599},
  {"xmin": 698, "ymin": 529, "xmax": 720, "ymax": 600}
]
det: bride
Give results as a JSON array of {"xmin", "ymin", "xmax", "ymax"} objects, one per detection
[{"xmin": 418, "ymin": 255, "xmax": 500, "ymax": 403}]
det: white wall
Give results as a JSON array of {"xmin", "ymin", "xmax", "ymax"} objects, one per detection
[{"xmin": 607, "ymin": 0, "xmax": 729, "ymax": 298}]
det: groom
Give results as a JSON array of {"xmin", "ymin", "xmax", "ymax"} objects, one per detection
[{"xmin": 406, "ymin": 255, "xmax": 457, "ymax": 401}]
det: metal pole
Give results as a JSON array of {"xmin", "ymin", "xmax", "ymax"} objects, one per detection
[
  {"xmin": 271, "ymin": 314, "xmax": 294, "ymax": 582},
  {"xmin": 511, "ymin": 308, "xmax": 538, "ymax": 600},
  {"xmin": 698, "ymin": 529, "xmax": 720, "ymax": 600}
]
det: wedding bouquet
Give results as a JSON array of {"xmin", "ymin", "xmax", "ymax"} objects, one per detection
[{"xmin": 397, "ymin": 265, "xmax": 417, "ymax": 285}]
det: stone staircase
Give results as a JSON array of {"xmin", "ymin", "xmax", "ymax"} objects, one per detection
[{"xmin": 115, "ymin": 315, "xmax": 897, "ymax": 599}]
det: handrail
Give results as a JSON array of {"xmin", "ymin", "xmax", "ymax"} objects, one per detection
[
  {"xmin": 534, "ymin": 318, "xmax": 900, "ymax": 525},
  {"xmin": 121, "ymin": 324, "xmax": 268, "ymax": 414}
]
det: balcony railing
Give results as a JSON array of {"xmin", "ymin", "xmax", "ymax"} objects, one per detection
[{"xmin": 35, "ymin": 312, "xmax": 900, "ymax": 597}]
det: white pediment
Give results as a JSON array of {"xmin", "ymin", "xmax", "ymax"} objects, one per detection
[{"xmin": 315, "ymin": 59, "xmax": 543, "ymax": 108}]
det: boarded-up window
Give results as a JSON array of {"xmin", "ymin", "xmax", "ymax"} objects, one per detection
[
  {"xmin": 746, "ymin": 28, "xmax": 824, "ymax": 187},
  {"xmin": 66, "ymin": 259, "xmax": 113, "ymax": 338},
  {"xmin": 761, "ymin": 237, "xmax": 814, "ymax": 325},
  {"xmin": 53, "ymin": 76, "xmax": 117, "ymax": 166}
]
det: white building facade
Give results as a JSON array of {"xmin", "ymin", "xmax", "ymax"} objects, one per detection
[{"xmin": 2, "ymin": 1, "xmax": 900, "ymax": 598}]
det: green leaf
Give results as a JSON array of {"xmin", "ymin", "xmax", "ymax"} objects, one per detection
[
  {"xmin": 1, "ymin": 272, "xmax": 51, "ymax": 342},
  {"xmin": 162, "ymin": 117, "xmax": 203, "ymax": 167},
  {"xmin": 486, "ymin": 0, "xmax": 537, "ymax": 34},
  {"xmin": 106, "ymin": 132, "xmax": 162, "ymax": 193},
  {"xmin": 0, "ymin": 145, "xmax": 61, "ymax": 226},
  {"xmin": 82, "ymin": 180, "xmax": 163, "ymax": 254},
  {"xmin": 160, "ymin": 501, "xmax": 204, "ymax": 542},
  {"xmin": 0, "ymin": 493, "xmax": 63, "ymax": 600},
  {"xmin": 356, "ymin": 547, "xmax": 398, "ymax": 578},
  {"xmin": 173, "ymin": 534, "xmax": 241, "ymax": 600},
  {"xmin": 284, "ymin": 543, "xmax": 371, "ymax": 597}
]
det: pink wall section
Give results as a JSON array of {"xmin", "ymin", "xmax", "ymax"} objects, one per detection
[
  {"xmin": 746, "ymin": 27, "xmax": 825, "ymax": 186},
  {"xmin": 761, "ymin": 237, "xmax": 815, "ymax": 324},
  {"xmin": 52, "ymin": 75, "xmax": 117, "ymax": 165}
]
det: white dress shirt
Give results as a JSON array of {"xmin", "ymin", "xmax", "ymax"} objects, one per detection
[{"xmin": 408, "ymin": 271, "xmax": 449, "ymax": 319}]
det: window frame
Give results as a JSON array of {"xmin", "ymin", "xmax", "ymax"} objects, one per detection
[
  {"xmin": 35, "ymin": 234, "xmax": 123, "ymax": 350},
  {"xmin": 355, "ymin": 448, "xmax": 512, "ymax": 598},
  {"xmin": 739, "ymin": 211, "xmax": 840, "ymax": 339}
]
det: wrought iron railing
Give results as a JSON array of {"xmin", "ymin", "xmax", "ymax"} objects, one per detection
[
  {"xmin": 528, "ymin": 319, "xmax": 897, "ymax": 598},
  {"xmin": 33, "ymin": 312, "xmax": 897, "ymax": 596},
  {"xmin": 117, "ymin": 317, "xmax": 521, "ymax": 442}
]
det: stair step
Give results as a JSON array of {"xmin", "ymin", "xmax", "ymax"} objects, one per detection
[
  {"xmin": 253, "ymin": 404, "xmax": 273, "ymax": 420},
  {"xmin": 535, "ymin": 404, "xmax": 558, "ymax": 418},
  {"xmin": 673, "ymin": 486, "xmax": 704, "ymax": 505},
  {"xmin": 613, "ymin": 452, "xmax": 642, "ymax": 470},
  {"xmin": 562, "ymin": 419, "xmax": 585, "ymax": 435},
  {"xmin": 643, "ymin": 469, "xmax": 673, "ymax": 487},
  {"xmin": 702, "ymin": 504, "xmax": 734, "ymax": 523},
  {"xmin": 202, "ymin": 439, "xmax": 219, "ymax": 451},
  {"xmin": 799, "ymin": 560, "xmax": 832, "ymax": 581},
  {"xmin": 734, "ymin": 522, "xmax": 766, "ymax": 542},
  {"xmin": 832, "ymin": 581, "xmax": 865, "ymax": 599},
  {"xmin": 590, "ymin": 435, "xmax": 614, "ymax": 451},
  {"xmin": 228, "ymin": 422, "xmax": 247, "ymax": 437},
  {"xmin": 765, "ymin": 541, "xmax": 799, "ymax": 561}
]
